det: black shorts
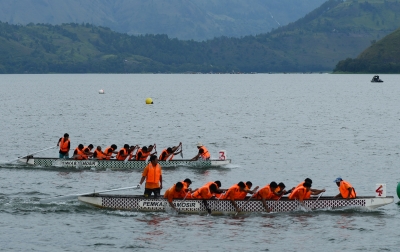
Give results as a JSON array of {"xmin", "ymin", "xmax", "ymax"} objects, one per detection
[{"xmin": 144, "ymin": 188, "xmax": 161, "ymax": 198}]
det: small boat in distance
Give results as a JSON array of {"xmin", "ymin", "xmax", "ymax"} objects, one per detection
[{"xmin": 371, "ymin": 75, "xmax": 383, "ymax": 82}]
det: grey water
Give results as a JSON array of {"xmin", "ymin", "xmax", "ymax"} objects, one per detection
[{"xmin": 1, "ymin": 74, "xmax": 400, "ymax": 251}]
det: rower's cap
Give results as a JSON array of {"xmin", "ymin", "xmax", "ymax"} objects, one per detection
[
  {"xmin": 334, "ymin": 177, "xmax": 342, "ymax": 183},
  {"xmin": 197, "ymin": 142, "xmax": 203, "ymax": 147}
]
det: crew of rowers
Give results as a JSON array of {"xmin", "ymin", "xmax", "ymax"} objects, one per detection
[
  {"xmin": 57, "ymin": 133, "xmax": 210, "ymax": 161},
  {"xmin": 163, "ymin": 177, "xmax": 356, "ymax": 213},
  {"xmin": 70, "ymin": 142, "xmax": 183, "ymax": 161}
]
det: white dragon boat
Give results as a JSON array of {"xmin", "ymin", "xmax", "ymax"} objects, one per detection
[
  {"xmin": 77, "ymin": 194, "xmax": 394, "ymax": 214},
  {"xmin": 17, "ymin": 157, "xmax": 231, "ymax": 169}
]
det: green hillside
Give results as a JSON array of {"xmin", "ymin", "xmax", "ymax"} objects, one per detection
[
  {"xmin": 1, "ymin": 0, "xmax": 400, "ymax": 73},
  {"xmin": 334, "ymin": 27, "xmax": 400, "ymax": 73}
]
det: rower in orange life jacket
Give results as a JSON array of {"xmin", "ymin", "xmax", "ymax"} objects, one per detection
[
  {"xmin": 103, "ymin": 144, "xmax": 117, "ymax": 160},
  {"xmin": 191, "ymin": 183, "xmax": 219, "ymax": 200},
  {"xmin": 159, "ymin": 142, "xmax": 182, "ymax": 161},
  {"xmin": 181, "ymin": 178, "xmax": 193, "ymax": 199},
  {"xmin": 93, "ymin": 146, "xmax": 107, "ymax": 160},
  {"xmin": 222, "ymin": 181, "xmax": 255, "ymax": 213},
  {"xmin": 294, "ymin": 178, "xmax": 325, "ymax": 199},
  {"xmin": 163, "ymin": 182, "xmax": 186, "ymax": 212},
  {"xmin": 334, "ymin": 177, "xmax": 356, "ymax": 199},
  {"xmin": 252, "ymin": 181, "xmax": 280, "ymax": 212},
  {"xmin": 73, "ymin": 144, "xmax": 87, "ymax": 160},
  {"xmin": 116, "ymin": 144, "xmax": 130, "ymax": 161},
  {"xmin": 136, "ymin": 145, "xmax": 155, "ymax": 161},
  {"xmin": 236, "ymin": 181, "xmax": 258, "ymax": 200},
  {"xmin": 191, "ymin": 142, "xmax": 210, "ymax": 161},
  {"xmin": 57, "ymin": 133, "xmax": 70, "ymax": 158},
  {"xmin": 270, "ymin": 182, "xmax": 293, "ymax": 200}
]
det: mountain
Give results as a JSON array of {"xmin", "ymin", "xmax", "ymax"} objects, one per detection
[
  {"xmin": 334, "ymin": 27, "xmax": 400, "ymax": 73},
  {"xmin": 1, "ymin": 0, "xmax": 400, "ymax": 73},
  {"xmin": 0, "ymin": 0, "xmax": 326, "ymax": 41}
]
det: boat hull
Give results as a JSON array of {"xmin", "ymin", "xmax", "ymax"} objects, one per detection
[
  {"xmin": 17, "ymin": 157, "xmax": 231, "ymax": 169},
  {"xmin": 78, "ymin": 195, "xmax": 394, "ymax": 214}
]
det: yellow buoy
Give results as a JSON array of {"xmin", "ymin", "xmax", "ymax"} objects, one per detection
[{"xmin": 145, "ymin": 98, "xmax": 153, "ymax": 104}]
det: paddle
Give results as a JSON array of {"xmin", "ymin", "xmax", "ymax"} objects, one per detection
[
  {"xmin": 124, "ymin": 145, "xmax": 139, "ymax": 163},
  {"xmin": 40, "ymin": 185, "xmax": 141, "ymax": 204},
  {"xmin": 202, "ymin": 199, "xmax": 212, "ymax": 215},
  {"xmin": 180, "ymin": 144, "xmax": 183, "ymax": 158},
  {"xmin": 7, "ymin": 145, "xmax": 58, "ymax": 163},
  {"xmin": 312, "ymin": 192, "xmax": 324, "ymax": 210}
]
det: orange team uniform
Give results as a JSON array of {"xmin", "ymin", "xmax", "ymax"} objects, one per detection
[
  {"xmin": 163, "ymin": 184, "xmax": 186, "ymax": 203},
  {"xmin": 136, "ymin": 149, "xmax": 151, "ymax": 161},
  {"xmin": 288, "ymin": 185, "xmax": 310, "ymax": 200},
  {"xmin": 253, "ymin": 184, "xmax": 274, "ymax": 200},
  {"xmin": 221, "ymin": 184, "xmax": 242, "ymax": 200},
  {"xmin": 142, "ymin": 163, "xmax": 162, "ymax": 189},
  {"xmin": 59, "ymin": 138, "xmax": 70, "ymax": 153},
  {"xmin": 192, "ymin": 186, "xmax": 213, "ymax": 199},
  {"xmin": 236, "ymin": 185, "xmax": 251, "ymax": 200},
  {"xmin": 338, "ymin": 180, "xmax": 356, "ymax": 198},
  {"xmin": 202, "ymin": 181, "xmax": 223, "ymax": 199}
]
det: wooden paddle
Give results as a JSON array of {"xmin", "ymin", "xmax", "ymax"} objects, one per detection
[
  {"xmin": 312, "ymin": 192, "xmax": 324, "ymax": 209},
  {"xmin": 7, "ymin": 145, "xmax": 58, "ymax": 163},
  {"xmin": 40, "ymin": 185, "xmax": 141, "ymax": 204},
  {"xmin": 202, "ymin": 199, "xmax": 212, "ymax": 215}
]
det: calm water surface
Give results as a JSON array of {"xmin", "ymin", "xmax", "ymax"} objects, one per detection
[{"xmin": 1, "ymin": 74, "xmax": 400, "ymax": 251}]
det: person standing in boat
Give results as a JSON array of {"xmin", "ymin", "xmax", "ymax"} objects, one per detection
[
  {"xmin": 191, "ymin": 142, "xmax": 210, "ymax": 161},
  {"xmin": 334, "ymin": 177, "xmax": 356, "ymax": 199},
  {"xmin": 138, "ymin": 155, "xmax": 163, "ymax": 198},
  {"xmin": 57, "ymin": 133, "xmax": 70, "ymax": 158}
]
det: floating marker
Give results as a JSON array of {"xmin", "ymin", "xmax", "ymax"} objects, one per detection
[
  {"xmin": 145, "ymin": 97, "xmax": 153, "ymax": 104},
  {"xmin": 99, "ymin": 89, "xmax": 105, "ymax": 94}
]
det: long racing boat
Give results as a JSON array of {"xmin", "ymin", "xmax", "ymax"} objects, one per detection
[
  {"xmin": 17, "ymin": 157, "xmax": 231, "ymax": 169},
  {"xmin": 77, "ymin": 194, "xmax": 394, "ymax": 214}
]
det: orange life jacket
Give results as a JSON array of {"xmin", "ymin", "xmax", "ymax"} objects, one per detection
[
  {"xmin": 74, "ymin": 147, "xmax": 87, "ymax": 160},
  {"xmin": 104, "ymin": 146, "xmax": 114, "ymax": 160},
  {"xmin": 136, "ymin": 149, "xmax": 150, "ymax": 161},
  {"xmin": 270, "ymin": 186, "xmax": 283, "ymax": 200},
  {"xmin": 145, "ymin": 163, "xmax": 161, "ymax": 183},
  {"xmin": 296, "ymin": 182, "xmax": 311, "ymax": 199},
  {"xmin": 192, "ymin": 185, "xmax": 212, "ymax": 199},
  {"xmin": 289, "ymin": 186, "xmax": 310, "ymax": 200},
  {"xmin": 253, "ymin": 185, "xmax": 273, "ymax": 200},
  {"xmin": 94, "ymin": 149, "xmax": 106, "ymax": 160},
  {"xmin": 199, "ymin": 146, "xmax": 210, "ymax": 160},
  {"xmin": 59, "ymin": 138, "xmax": 70, "ymax": 152},
  {"xmin": 222, "ymin": 184, "xmax": 242, "ymax": 200},
  {"xmin": 159, "ymin": 149, "xmax": 171, "ymax": 161},
  {"xmin": 116, "ymin": 148, "xmax": 128, "ymax": 161},
  {"xmin": 339, "ymin": 180, "xmax": 356, "ymax": 198},
  {"xmin": 236, "ymin": 185, "xmax": 250, "ymax": 200}
]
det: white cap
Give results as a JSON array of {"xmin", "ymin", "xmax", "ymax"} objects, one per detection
[{"xmin": 197, "ymin": 142, "xmax": 203, "ymax": 147}]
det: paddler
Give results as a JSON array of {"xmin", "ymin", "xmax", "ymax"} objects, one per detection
[
  {"xmin": 236, "ymin": 181, "xmax": 259, "ymax": 200},
  {"xmin": 138, "ymin": 155, "xmax": 162, "ymax": 198},
  {"xmin": 72, "ymin": 144, "xmax": 87, "ymax": 160},
  {"xmin": 222, "ymin": 181, "xmax": 257, "ymax": 212},
  {"xmin": 181, "ymin": 178, "xmax": 193, "ymax": 199},
  {"xmin": 93, "ymin": 146, "xmax": 107, "ymax": 160},
  {"xmin": 82, "ymin": 144, "xmax": 94, "ymax": 158},
  {"xmin": 192, "ymin": 180, "xmax": 226, "ymax": 199},
  {"xmin": 334, "ymin": 177, "xmax": 356, "ymax": 199},
  {"xmin": 191, "ymin": 142, "xmax": 210, "ymax": 161},
  {"xmin": 252, "ymin": 181, "xmax": 280, "ymax": 212},
  {"xmin": 163, "ymin": 182, "xmax": 187, "ymax": 212},
  {"xmin": 127, "ymin": 145, "xmax": 140, "ymax": 161},
  {"xmin": 104, "ymin": 144, "xmax": 118, "ymax": 160},
  {"xmin": 191, "ymin": 183, "xmax": 220, "ymax": 200},
  {"xmin": 294, "ymin": 178, "xmax": 325, "ymax": 198},
  {"xmin": 270, "ymin": 182, "xmax": 294, "ymax": 200},
  {"xmin": 57, "ymin": 133, "xmax": 70, "ymax": 158},
  {"xmin": 136, "ymin": 145, "xmax": 156, "ymax": 161},
  {"xmin": 116, "ymin": 144, "xmax": 130, "ymax": 161},
  {"xmin": 289, "ymin": 182, "xmax": 325, "ymax": 207},
  {"xmin": 159, "ymin": 142, "xmax": 182, "ymax": 161}
]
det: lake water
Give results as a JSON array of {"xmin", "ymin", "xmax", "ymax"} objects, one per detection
[{"xmin": 1, "ymin": 74, "xmax": 400, "ymax": 251}]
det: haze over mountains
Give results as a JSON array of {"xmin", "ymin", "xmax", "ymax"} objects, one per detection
[{"xmin": 0, "ymin": 0, "xmax": 326, "ymax": 41}]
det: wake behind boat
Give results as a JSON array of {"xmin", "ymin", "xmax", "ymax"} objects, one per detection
[
  {"xmin": 78, "ymin": 194, "xmax": 394, "ymax": 214},
  {"xmin": 17, "ymin": 156, "xmax": 231, "ymax": 169}
]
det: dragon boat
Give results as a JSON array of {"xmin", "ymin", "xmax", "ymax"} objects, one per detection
[
  {"xmin": 77, "ymin": 194, "xmax": 394, "ymax": 214},
  {"xmin": 17, "ymin": 157, "xmax": 231, "ymax": 169}
]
